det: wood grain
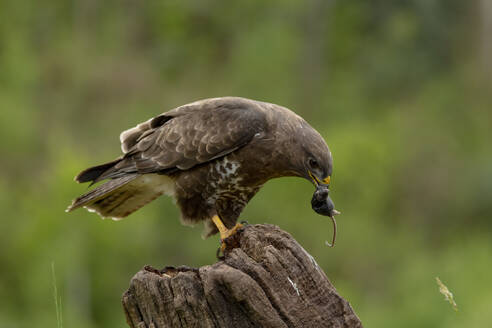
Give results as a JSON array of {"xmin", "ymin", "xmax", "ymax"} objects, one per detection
[{"xmin": 122, "ymin": 224, "xmax": 362, "ymax": 328}]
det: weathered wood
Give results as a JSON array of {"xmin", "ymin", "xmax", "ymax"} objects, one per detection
[{"xmin": 122, "ymin": 224, "xmax": 362, "ymax": 328}]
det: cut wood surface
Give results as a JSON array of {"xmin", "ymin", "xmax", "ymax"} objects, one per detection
[{"xmin": 122, "ymin": 224, "xmax": 362, "ymax": 328}]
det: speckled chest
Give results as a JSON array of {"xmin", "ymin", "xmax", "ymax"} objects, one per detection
[{"xmin": 204, "ymin": 155, "xmax": 259, "ymax": 205}]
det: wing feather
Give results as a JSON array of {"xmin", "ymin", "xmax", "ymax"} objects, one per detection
[{"xmin": 100, "ymin": 98, "xmax": 267, "ymax": 180}]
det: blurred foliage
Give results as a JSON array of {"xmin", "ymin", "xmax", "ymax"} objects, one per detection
[{"xmin": 1, "ymin": 1, "xmax": 491, "ymax": 327}]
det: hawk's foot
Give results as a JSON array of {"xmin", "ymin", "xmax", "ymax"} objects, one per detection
[
  {"xmin": 212, "ymin": 215, "xmax": 244, "ymax": 258},
  {"xmin": 211, "ymin": 215, "xmax": 244, "ymax": 240}
]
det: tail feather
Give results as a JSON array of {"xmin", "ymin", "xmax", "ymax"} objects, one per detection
[
  {"xmin": 75, "ymin": 158, "xmax": 122, "ymax": 184},
  {"xmin": 67, "ymin": 174, "xmax": 138, "ymax": 212},
  {"xmin": 67, "ymin": 173, "xmax": 175, "ymax": 220}
]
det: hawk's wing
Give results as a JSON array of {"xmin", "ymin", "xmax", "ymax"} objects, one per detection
[{"xmin": 93, "ymin": 98, "xmax": 267, "ymax": 182}]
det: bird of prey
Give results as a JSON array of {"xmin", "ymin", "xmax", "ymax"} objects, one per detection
[{"xmin": 67, "ymin": 97, "xmax": 338, "ymax": 246}]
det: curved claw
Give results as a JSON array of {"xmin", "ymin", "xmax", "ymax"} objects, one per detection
[{"xmin": 216, "ymin": 243, "xmax": 225, "ymax": 260}]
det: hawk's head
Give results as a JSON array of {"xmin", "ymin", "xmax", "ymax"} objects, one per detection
[{"xmin": 292, "ymin": 121, "xmax": 339, "ymax": 218}]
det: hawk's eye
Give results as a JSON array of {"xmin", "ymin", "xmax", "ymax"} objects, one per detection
[{"xmin": 309, "ymin": 158, "xmax": 319, "ymax": 170}]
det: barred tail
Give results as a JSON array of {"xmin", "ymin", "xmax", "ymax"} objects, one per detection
[{"xmin": 66, "ymin": 174, "xmax": 174, "ymax": 220}]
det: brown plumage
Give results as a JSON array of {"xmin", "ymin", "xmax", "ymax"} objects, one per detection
[{"xmin": 67, "ymin": 97, "xmax": 337, "ymax": 237}]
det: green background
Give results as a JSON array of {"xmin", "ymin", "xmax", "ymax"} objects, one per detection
[{"xmin": 1, "ymin": 1, "xmax": 491, "ymax": 327}]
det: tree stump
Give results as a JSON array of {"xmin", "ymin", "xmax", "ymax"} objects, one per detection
[{"xmin": 122, "ymin": 224, "xmax": 362, "ymax": 328}]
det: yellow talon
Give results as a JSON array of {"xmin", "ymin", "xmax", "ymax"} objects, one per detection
[
  {"xmin": 212, "ymin": 215, "xmax": 243, "ymax": 240},
  {"xmin": 212, "ymin": 215, "xmax": 244, "ymax": 257}
]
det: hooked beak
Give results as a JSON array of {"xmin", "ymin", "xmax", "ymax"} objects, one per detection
[{"xmin": 308, "ymin": 171, "xmax": 331, "ymax": 186}]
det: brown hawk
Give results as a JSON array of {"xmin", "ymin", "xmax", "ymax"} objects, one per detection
[{"xmin": 67, "ymin": 97, "xmax": 338, "ymax": 244}]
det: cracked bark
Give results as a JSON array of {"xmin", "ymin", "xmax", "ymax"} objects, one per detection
[{"xmin": 122, "ymin": 224, "xmax": 362, "ymax": 328}]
